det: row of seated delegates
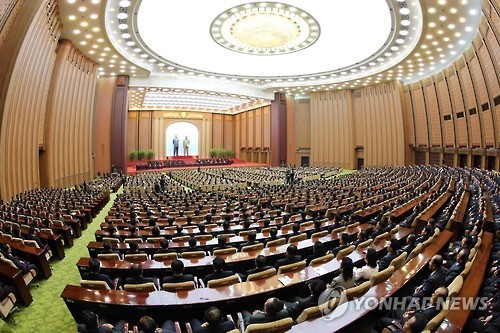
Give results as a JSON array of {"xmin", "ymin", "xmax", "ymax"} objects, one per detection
[
  {"xmin": 135, "ymin": 160, "xmax": 186, "ymax": 171},
  {"xmin": 0, "ymin": 242, "xmax": 39, "ymax": 275},
  {"xmin": 194, "ymin": 158, "xmax": 232, "ymax": 166},
  {"xmin": 464, "ymin": 235, "xmax": 500, "ymax": 333},
  {"xmin": 1, "ymin": 223, "xmax": 52, "ymax": 253}
]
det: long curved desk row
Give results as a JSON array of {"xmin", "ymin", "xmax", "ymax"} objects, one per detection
[{"xmin": 62, "ymin": 228, "xmax": 431, "ymax": 326}]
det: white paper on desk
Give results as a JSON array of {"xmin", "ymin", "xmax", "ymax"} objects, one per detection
[
  {"xmin": 278, "ymin": 276, "xmax": 293, "ymax": 286},
  {"xmin": 313, "ymin": 266, "xmax": 328, "ymax": 275}
]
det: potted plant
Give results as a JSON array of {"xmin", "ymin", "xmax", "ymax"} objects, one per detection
[
  {"xmin": 146, "ymin": 149, "xmax": 154, "ymax": 160},
  {"xmin": 137, "ymin": 149, "xmax": 146, "ymax": 161},
  {"xmin": 209, "ymin": 148, "xmax": 217, "ymax": 158},
  {"xmin": 129, "ymin": 150, "xmax": 137, "ymax": 161},
  {"xmin": 226, "ymin": 149, "xmax": 233, "ymax": 158}
]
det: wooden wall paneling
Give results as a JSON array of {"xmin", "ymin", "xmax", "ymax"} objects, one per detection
[
  {"xmin": 285, "ymin": 96, "xmax": 295, "ymax": 165},
  {"xmin": 424, "ymin": 83, "xmax": 442, "ymax": 147},
  {"xmin": 223, "ymin": 115, "xmax": 234, "ymax": 152},
  {"xmin": 353, "ymin": 90, "xmax": 365, "ymax": 149},
  {"xmin": 459, "ymin": 64, "xmax": 482, "ymax": 147},
  {"xmin": 310, "ymin": 94, "xmax": 317, "ymax": 166},
  {"xmin": 127, "ymin": 112, "xmax": 138, "ymax": 157},
  {"xmin": 212, "ymin": 114, "xmax": 222, "ymax": 148},
  {"xmin": 235, "ymin": 114, "xmax": 240, "ymax": 158},
  {"xmin": 248, "ymin": 109, "xmax": 254, "ymax": 149},
  {"xmin": 436, "ymin": 79, "xmax": 456, "ymax": 147},
  {"xmin": 402, "ymin": 89, "xmax": 416, "ymax": 161},
  {"xmin": 394, "ymin": 82, "xmax": 406, "ymax": 166},
  {"xmin": 411, "ymin": 84, "xmax": 428, "ymax": 147},
  {"xmin": 448, "ymin": 73, "xmax": 469, "ymax": 147},
  {"xmin": 255, "ymin": 108, "xmax": 262, "ymax": 148},
  {"xmin": 326, "ymin": 92, "xmax": 333, "ymax": 166},
  {"xmin": 241, "ymin": 112, "xmax": 247, "ymax": 149},
  {"xmin": 382, "ymin": 85, "xmax": 391, "ymax": 165},
  {"xmin": 469, "ymin": 53, "xmax": 493, "ymax": 147},
  {"xmin": 263, "ymin": 106, "xmax": 270, "ymax": 148}
]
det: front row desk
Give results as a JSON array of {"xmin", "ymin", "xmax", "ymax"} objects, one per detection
[{"xmin": 62, "ymin": 228, "xmax": 452, "ymax": 331}]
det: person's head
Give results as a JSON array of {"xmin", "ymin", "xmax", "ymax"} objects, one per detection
[
  {"xmin": 29, "ymin": 225, "xmax": 36, "ymax": 235},
  {"xmin": 198, "ymin": 223, "xmax": 206, "ymax": 233},
  {"xmin": 269, "ymin": 227, "xmax": 278, "ymax": 238},
  {"xmin": 171, "ymin": 259, "xmax": 185, "ymax": 275},
  {"xmin": 263, "ymin": 219, "xmax": 271, "ymax": 228},
  {"xmin": 406, "ymin": 233, "xmax": 416, "ymax": 246},
  {"xmin": 457, "ymin": 249, "xmax": 469, "ymax": 264},
  {"xmin": 243, "ymin": 220, "xmax": 251, "ymax": 229},
  {"xmin": 103, "ymin": 241, "xmax": 112, "ymax": 252},
  {"xmin": 217, "ymin": 235, "xmax": 227, "ymax": 247},
  {"xmin": 188, "ymin": 237, "xmax": 197, "ymax": 248},
  {"xmin": 264, "ymin": 298, "xmax": 284, "ymax": 316},
  {"xmin": 176, "ymin": 225, "xmax": 183, "ymax": 233},
  {"xmin": 308, "ymin": 279, "xmax": 326, "ymax": 298},
  {"xmin": 151, "ymin": 226, "xmax": 160, "ymax": 237},
  {"xmin": 357, "ymin": 229, "xmax": 367, "ymax": 241},
  {"xmin": 402, "ymin": 313, "xmax": 427, "ymax": 333},
  {"xmin": 462, "ymin": 235, "xmax": 474, "ymax": 248},
  {"xmin": 286, "ymin": 244, "xmax": 298, "ymax": 257},
  {"xmin": 107, "ymin": 225, "xmax": 115, "ymax": 234},
  {"xmin": 204, "ymin": 306, "xmax": 224, "ymax": 327},
  {"xmin": 212, "ymin": 256, "xmax": 226, "ymax": 271},
  {"xmin": 314, "ymin": 220, "xmax": 322, "ymax": 229},
  {"xmin": 186, "ymin": 216, "xmax": 193, "ymax": 224},
  {"xmin": 389, "ymin": 238, "xmax": 400, "ymax": 253},
  {"xmin": 129, "ymin": 225, "xmax": 137, "ymax": 234},
  {"xmin": 204, "ymin": 214, "xmax": 212, "ymax": 223},
  {"xmin": 137, "ymin": 316, "xmax": 157, "ymax": 333},
  {"xmin": 89, "ymin": 258, "xmax": 101, "ymax": 273},
  {"xmin": 340, "ymin": 257, "xmax": 354, "ymax": 281},
  {"xmin": 160, "ymin": 238, "xmax": 169, "ymax": 249},
  {"xmin": 427, "ymin": 218, "xmax": 436, "ymax": 227},
  {"xmin": 340, "ymin": 233, "xmax": 349, "ymax": 245},
  {"xmin": 313, "ymin": 241, "xmax": 326, "ymax": 257},
  {"xmin": 365, "ymin": 248, "xmax": 378, "ymax": 268},
  {"xmin": 292, "ymin": 223, "xmax": 300, "ymax": 234},
  {"xmin": 130, "ymin": 263, "xmax": 143, "ymax": 277},
  {"xmin": 429, "ymin": 254, "xmax": 443, "ymax": 271},
  {"xmin": 81, "ymin": 309, "xmax": 98, "ymax": 330},
  {"xmin": 129, "ymin": 240, "xmax": 139, "ymax": 252},
  {"xmin": 247, "ymin": 232, "xmax": 256, "ymax": 242},
  {"xmin": 255, "ymin": 254, "xmax": 267, "ymax": 269},
  {"xmin": 422, "ymin": 225, "xmax": 433, "ymax": 237},
  {"xmin": 222, "ymin": 220, "xmax": 230, "ymax": 231},
  {"xmin": 431, "ymin": 286, "xmax": 449, "ymax": 306}
]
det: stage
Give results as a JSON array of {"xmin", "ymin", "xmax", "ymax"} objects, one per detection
[{"xmin": 127, "ymin": 156, "xmax": 267, "ymax": 175}]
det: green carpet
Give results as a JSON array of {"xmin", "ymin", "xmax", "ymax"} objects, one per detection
[
  {"xmin": 0, "ymin": 189, "xmax": 119, "ymax": 333},
  {"xmin": 0, "ymin": 169, "xmax": 355, "ymax": 332}
]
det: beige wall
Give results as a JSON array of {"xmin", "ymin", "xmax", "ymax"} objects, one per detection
[
  {"xmin": 402, "ymin": 0, "xmax": 499, "ymax": 169},
  {"xmin": 40, "ymin": 40, "xmax": 98, "ymax": 188},
  {"xmin": 93, "ymin": 77, "xmax": 115, "ymax": 176},
  {"xmin": 234, "ymin": 106, "xmax": 271, "ymax": 164}
]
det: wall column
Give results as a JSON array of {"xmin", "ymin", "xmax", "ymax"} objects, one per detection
[
  {"xmin": 270, "ymin": 93, "xmax": 287, "ymax": 166},
  {"xmin": 111, "ymin": 75, "xmax": 129, "ymax": 174}
]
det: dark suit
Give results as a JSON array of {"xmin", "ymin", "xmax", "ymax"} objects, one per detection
[
  {"xmin": 204, "ymin": 270, "xmax": 234, "ymax": 285},
  {"xmin": 244, "ymin": 309, "xmax": 290, "ymax": 326},
  {"xmin": 124, "ymin": 276, "xmax": 154, "ymax": 285},
  {"xmin": 332, "ymin": 244, "xmax": 350, "ymax": 256},
  {"xmin": 275, "ymin": 255, "xmax": 302, "ymax": 269},
  {"xmin": 378, "ymin": 252, "xmax": 398, "ymax": 271},
  {"xmin": 163, "ymin": 274, "xmax": 194, "ymax": 283},
  {"xmin": 191, "ymin": 320, "xmax": 235, "ymax": 333},
  {"xmin": 413, "ymin": 267, "xmax": 446, "ymax": 299},
  {"xmin": 25, "ymin": 234, "xmax": 45, "ymax": 248},
  {"xmin": 82, "ymin": 272, "xmax": 115, "ymax": 289},
  {"xmin": 380, "ymin": 305, "xmax": 440, "ymax": 332},
  {"xmin": 285, "ymin": 295, "xmax": 318, "ymax": 318},
  {"xmin": 445, "ymin": 262, "xmax": 465, "ymax": 285}
]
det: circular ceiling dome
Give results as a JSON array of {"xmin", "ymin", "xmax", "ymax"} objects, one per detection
[
  {"xmin": 210, "ymin": 2, "xmax": 320, "ymax": 55},
  {"xmin": 136, "ymin": 0, "xmax": 393, "ymax": 77}
]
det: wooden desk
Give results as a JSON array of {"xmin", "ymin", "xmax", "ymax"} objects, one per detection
[
  {"xmin": 0, "ymin": 235, "xmax": 51, "ymax": 279},
  {"xmin": 414, "ymin": 192, "xmax": 452, "ymax": 234},
  {"xmin": 0, "ymin": 260, "xmax": 32, "ymax": 305},
  {"xmin": 448, "ymin": 190, "xmax": 470, "ymax": 241},
  {"xmin": 62, "ymin": 230, "xmax": 444, "ymax": 326}
]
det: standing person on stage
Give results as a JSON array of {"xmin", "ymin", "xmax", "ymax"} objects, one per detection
[
  {"xmin": 183, "ymin": 135, "xmax": 190, "ymax": 156},
  {"xmin": 172, "ymin": 135, "xmax": 179, "ymax": 156}
]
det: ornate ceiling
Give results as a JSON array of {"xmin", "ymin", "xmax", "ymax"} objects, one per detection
[{"xmin": 59, "ymin": 0, "xmax": 482, "ymax": 113}]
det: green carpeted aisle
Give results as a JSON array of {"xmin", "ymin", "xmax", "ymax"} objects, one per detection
[{"xmin": 0, "ymin": 189, "xmax": 120, "ymax": 333}]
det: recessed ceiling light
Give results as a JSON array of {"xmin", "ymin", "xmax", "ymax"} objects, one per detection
[
  {"xmin": 90, "ymin": 14, "xmax": 98, "ymax": 20},
  {"xmin": 78, "ymin": 6, "xmax": 87, "ymax": 12},
  {"xmin": 68, "ymin": 15, "xmax": 76, "ymax": 21},
  {"xmin": 118, "ymin": 23, "xmax": 128, "ymax": 30},
  {"xmin": 400, "ymin": 8, "xmax": 410, "ymax": 15},
  {"xmin": 73, "ymin": 29, "xmax": 80, "ymax": 34},
  {"xmin": 80, "ymin": 21, "xmax": 88, "ymax": 27},
  {"xmin": 119, "ymin": 1, "xmax": 131, "ymax": 7},
  {"xmin": 92, "ymin": 27, "xmax": 100, "ymax": 32},
  {"xmin": 117, "ymin": 13, "xmax": 128, "ymax": 20}
]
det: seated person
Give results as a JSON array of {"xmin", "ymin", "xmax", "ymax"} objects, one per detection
[
  {"xmin": 329, "ymin": 256, "xmax": 355, "ymax": 289},
  {"xmin": 265, "ymin": 228, "xmax": 281, "ymax": 246},
  {"xmin": 197, "ymin": 223, "xmax": 209, "ymax": 235},
  {"xmin": 332, "ymin": 233, "xmax": 351, "ymax": 256},
  {"xmin": 402, "ymin": 234, "xmax": 417, "ymax": 254},
  {"xmin": 352, "ymin": 229, "xmax": 369, "ymax": 248},
  {"xmin": 105, "ymin": 225, "xmax": 121, "ymax": 242},
  {"xmin": 0, "ymin": 243, "xmax": 38, "ymax": 274},
  {"xmin": 188, "ymin": 306, "xmax": 236, "ymax": 333},
  {"xmin": 151, "ymin": 226, "xmax": 161, "ymax": 238},
  {"xmin": 415, "ymin": 226, "xmax": 434, "ymax": 244},
  {"xmin": 445, "ymin": 248, "xmax": 469, "ymax": 285},
  {"xmin": 409, "ymin": 255, "xmax": 446, "ymax": 305},
  {"xmin": 275, "ymin": 244, "xmax": 302, "ymax": 269},
  {"xmin": 371, "ymin": 220, "xmax": 388, "ymax": 238},
  {"xmin": 101, "ymin": 240, "xmax": 123, "ymax": 259},
  {"xmin": 25, "ymin": 225, "xmax": 46, "ymax": 249},
  {"xmin": 82, "ymin": 258, "xmax": 115, "ymax": 289},
  {"xmin": 173, "ymin": 225, "xmax": 184, "ymax": 238},
  {"xmin": 163, "ymin": 259, "xmax": 194, "ymax": 283},
  {"xmin": 124, "ymin": 263, "xmax": 154, "ymax": 285},
  {"xmin": 157, "ymin": 238, "xmax": 176, "ymax": 254},
  {"xmin": 380, "ymin": 287, "xmax": 448, "ymax": 331},
  {"xmin": 137, "ymin": 316, "xmax": 171, "ymax": 333},
  {"xmin": 127, "ymin": 226, "xmax": 142, "ymax": 240},
  {"xmin": 238, "ymin": 232, "xmax": 258, "ymax": 251},
  {"xmin": 444, "ymin": 235, "xmax": 474, "ymax": 266},
  {"xmin": 245, "ymin": 255, "xmax": 274, "ymax": 280},
  {"xmin": 378, "ymin": 238, "xmax": 400, "ymax": 271},
  {"xmin": 354, "ymin": 248, "xmax": 378, "ymax": 281},
  {"xmin": 242, "ymin": 297, "xmax": 290, "ymax": 326},
  {"xmin": 204, "ymin": 256, "xmax": 235, "ymax": 285},
  {"xmin": 78, "ymin": 309, "xmax": 125, "ymax": 333},
  {"xmin": 126, "ymin": 240, "xmax": 147, "ymax": 256},
  {"xmin": 212, "ymin": 235, "xmax": 230, "ymax": 253},
  {"xmin": 395, "ymin": 312, "xmax": 428, "ymax": 333},
  {"xmin": 284, "ymin": 279, "xmax": 327, "ymax": 319},
  {"xmin": 306, "ymin": 241, "xmax": 328, "ymax": 265},
  {"xmin": 184, "ymin": 237, "xmax": 205, "ymax": 253},
  {"xmin": 286, "ymin": 223, "xmax": 301, "ymax": 239}
]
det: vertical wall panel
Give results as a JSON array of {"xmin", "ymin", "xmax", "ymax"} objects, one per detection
[
  {"xmin": 411, "ymin": 86, "xmax": 428, "ymax": 146},
  {"xmin": 93, "ymin": 76, "xmax": 115, "ymax": 175},
  {"xmin": 212, "ymin": 114, "xmax": 223, "ymax": 148},
  {"xmin": 424, "ymin": 84, "xmax": 442, "ymax": 146}
]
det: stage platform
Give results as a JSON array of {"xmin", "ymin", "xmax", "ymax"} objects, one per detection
[{"xmin": 127, "ymin": 156, "xmax": 267, "ymax": 175}]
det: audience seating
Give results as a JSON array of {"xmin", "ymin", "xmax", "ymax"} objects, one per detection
[
  {"xmin": 162, "ymin": 281, "xmax": 196, "ymax": 292},
  {"xmin": 277, "ymin": 260, "xmax": 306, "ymax": 274},
  {"xmin": 246, "ymin": 268, "xmax": 276, "ymax": 281},
  {"xmin": 123, "ymin": 283, "xmax": 157, "ymax": 292},
  {"xmin": 207, "ymin": 274, "xmax": 240, "ymax": 288},
  {"xmin": 80, "ymin": 280, "xmax": 110, "ymax": 290}
]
